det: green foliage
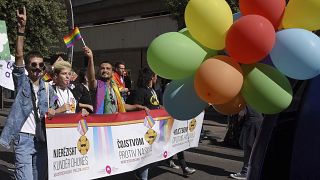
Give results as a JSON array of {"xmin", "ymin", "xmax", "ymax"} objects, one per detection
[
  {"xmin": 0, "ymin": 0, "xmax": 68, "ymax": 58},
  {"xmin": 163, "ymin": 0, "xmax": 239, "ymax": 29},
  {"xmin": 226, "ymin": 0, "xmax": 240, "ymax": 13},
  {"xmin": 163, "ymin": 0, "xmax": 189, "ymax": 30}
]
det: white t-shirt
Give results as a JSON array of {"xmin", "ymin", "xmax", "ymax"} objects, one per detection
[
  {"xmin": 56, "ymin": 87, "xmax": 77, "ymax": 114},
  {"xmin": 20, "ymin": 84, "xmax": 39, "ymax": 134}
]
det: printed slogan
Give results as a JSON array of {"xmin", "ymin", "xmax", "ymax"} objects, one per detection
[{"xmin": 46, "ymin": 109, "xmax": 203, "ymax": 180}]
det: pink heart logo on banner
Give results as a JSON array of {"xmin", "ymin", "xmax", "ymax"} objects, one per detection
[
  {"xmin": 163, "ymin": 151, "xmax": 168, "ymax": 158},
  {"xmin": 105, "ymin": 165, "xmax": 112, "ymax": 174}
]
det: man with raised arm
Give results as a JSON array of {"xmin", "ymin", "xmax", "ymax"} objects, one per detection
[
  {"xmin": 0, "ymin": 7, "xmax": 56, "ymax": 180},
  {"xmin": 85, "ymin": 47, "xmax": 146, "ymax": 114}
]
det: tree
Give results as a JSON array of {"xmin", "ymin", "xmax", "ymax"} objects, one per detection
[
  {"xmin": 0, "ymin": 0, "xmax": 68, "ymax": 59},
  {"xmin": 163, "ymin": 0, "xmax": 239, "ymax": 30}
]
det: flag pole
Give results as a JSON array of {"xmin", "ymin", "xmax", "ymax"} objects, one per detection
[
  {"xmin": 65, "ymin": 0, "xmax": 74, "ymax": 67},
  {"xmin": 81, "ymin": 37, "xmax": 86, "ymax": 47}
]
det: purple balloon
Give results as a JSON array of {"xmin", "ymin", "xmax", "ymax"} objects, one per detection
[{"xmin": 260, "ymin": 55, "xmax": 274, "ymax": 66}]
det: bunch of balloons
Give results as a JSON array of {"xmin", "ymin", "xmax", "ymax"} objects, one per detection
[{"xmin": 147, "ymin": 0, "xmax": 320, "ymax": 119}]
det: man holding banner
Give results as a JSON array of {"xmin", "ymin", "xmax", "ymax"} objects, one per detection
[
  {"xmin": 0, "ymin": 7, "xmax": 57, "ymax": 180},
  {"xmin": 85, "ymin": 46, "xmax": 146, "ymax": 114}
]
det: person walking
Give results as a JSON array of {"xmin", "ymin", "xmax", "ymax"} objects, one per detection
[
  {"xmin": 230, "ymin": 106, "xmax": 263, "ymax": 180},
  {"xmin": 0, "ymin": 7, "xmax": 56, "ymax": 180}
]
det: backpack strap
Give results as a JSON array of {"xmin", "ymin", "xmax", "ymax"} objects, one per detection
[{"xmin": 45, "ymin": 82, "xmax": 49, "ymax": 108}]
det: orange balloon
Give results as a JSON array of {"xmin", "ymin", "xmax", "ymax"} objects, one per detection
[
  {"xmin": 214, "ymin": 94, "xmax": 246, "ymax": 115},
  {"xmin": 194, "ymin": 55, "xmax": 243, "ymax": 104}
]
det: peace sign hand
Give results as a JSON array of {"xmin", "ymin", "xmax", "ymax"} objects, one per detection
[{"xmin": 16, "ymin": 6, "xmax": 26, "ymax": 32}]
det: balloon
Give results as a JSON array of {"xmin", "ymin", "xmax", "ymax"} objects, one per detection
[
  {"xmin": 179, "ymin": 28, "xmax": 218, "ymax": 59},
  {"xmin": 241, "ymin": 63, "xmax": 293, "ymax": 114},
  {"xmin": 225, "ymin": 15, "xmax": 276, "ymax": 64},
  {"xmin": 233, "ymin": 12, "xmax": 242, "ymax": 21},
  {"xmin": 270, "ymin": 29, "xmax": 320, "ymax": 80},
  {"xmin": 213, "ymin": 94, "xmax": 246, "ymax": 115},
  {"xmin": 282, "ymin": 0, "xmax": 320, "ymax": 31},
  {"xmin": 239, "ymin": 0, "xmax": 286, "ymax": 29},
  {"xmin": 185, "ymin": 0, "xmax": 233, "ymax": 50},
  {"xmin": 163, "ymin": 76, "xmax": 208, "ymax": 120},
  {"xmin": 194, "ymin": 56, "xmax": 243, "ymax": 105},
  {"xmin": 147, "ymin": 32, "xmax": 206, "ymax": 80}
]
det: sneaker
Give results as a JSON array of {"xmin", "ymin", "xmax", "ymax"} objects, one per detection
[
  {"xmin": 230, "ymin": 172, "xmax": 247, "ymax": 180},
  {"xmin": 169, "ymin": 160, "xmax": 180, "ymax": 169},
  {"xmin": 183, "ymin": 167, "xmax": 196, "ymax": 177}
]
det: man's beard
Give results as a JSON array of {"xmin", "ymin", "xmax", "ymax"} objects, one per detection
[
  {"xmin": 100, "ymin": 73, "xmax": 111, "ymax": 81},
  {"xmin": 99, "ymin": 76, "xmax": 111, "ymax": 81}
]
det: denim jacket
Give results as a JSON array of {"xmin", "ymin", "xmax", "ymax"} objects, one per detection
[{"xmin": 0, "ymin": 64, "xmax": 56, "ymax": 149}]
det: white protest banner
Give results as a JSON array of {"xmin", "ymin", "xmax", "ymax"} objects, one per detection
[
  {"xmin": 0, "ymin": 55, "xmax": 14, "ymax": 90},
  {"xmin": 46, "ymin": 109, "xmax": 203, "ymax": 180}
]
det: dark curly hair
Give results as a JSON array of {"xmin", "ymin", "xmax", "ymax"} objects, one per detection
[
  {"xmin": 137, "ymin": 67, "xmax": 155, "ymax": 88},
  {"xmin": 76, "ymin": 68, "xmax": 87, "ymax": 84},
  {"xmin": 24, "ymin": 51, "xmax": 43, "ymax": 65}
]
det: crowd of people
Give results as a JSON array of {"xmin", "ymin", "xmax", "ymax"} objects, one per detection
[
  {"xmin": 0, "ymin": 7, "xmax": 198, "ymax": 180},
  {"xmin": 0, "ymin": 7, "xmax": 266, "ymax": 180}
]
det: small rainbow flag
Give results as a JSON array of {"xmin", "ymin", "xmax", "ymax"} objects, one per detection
[
  {"xmin": 77, "ymin": 119, "xmax": 89, "ymax": 135},
  {"xmin": 63, "ymin": 27, "xmax": 82, "ymax": 48},
  {"xmin": 144, "ymin": 115, "xmax": 155, "ymax": 129},
  {"xmin": 42, "ymin": 72, "xmax": 52, "ymax": 82}
]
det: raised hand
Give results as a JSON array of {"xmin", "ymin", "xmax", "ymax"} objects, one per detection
[
  {"xmin": 16, "ymin": 6, "xmax": 26, "ymax": 32},
  {"xmin": 83, "ymin": 46, "xmax": 93, "ymax": 60}
]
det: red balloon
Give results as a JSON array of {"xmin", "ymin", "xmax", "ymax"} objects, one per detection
[
  {"xmin": 225, "ymin": 15, "xmax": 276, "ymax": 64},
  {"xmin": 239, "ymin": 0, "xmax": 286, "ymax": 29}
]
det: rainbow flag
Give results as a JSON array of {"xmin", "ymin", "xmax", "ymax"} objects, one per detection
[
  {"xmin": 77, "ymin": 119, "xmax": 88, "ymax": 135},
  {"xmin": 42, "ymin": 72, "xmax": 52, "ymax": 82},
  {"xmin": 63, "ymin": 27, "xmax": 82, "ymax": 48},
  {"xmin": 144, "ymin": 115, "xmax": 155, "ymax": 129}
]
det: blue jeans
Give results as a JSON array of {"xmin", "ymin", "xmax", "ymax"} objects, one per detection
[{"xmin": 13, "ymin": 133, "xmax": 48, "ymax": 180}]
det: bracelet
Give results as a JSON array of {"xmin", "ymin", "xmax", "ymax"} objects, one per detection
[{"xmin": 17, "ymin": 32, "xmax": 25, "ymax": 36}]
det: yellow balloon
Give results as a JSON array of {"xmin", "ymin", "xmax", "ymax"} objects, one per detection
[
  {"xmin": 185, "ymin": 0, "xmax": 233, "ymax": 50},
  {"xmin": 282, "ymin": 0, "xmax": 320, "ymax": 31}
]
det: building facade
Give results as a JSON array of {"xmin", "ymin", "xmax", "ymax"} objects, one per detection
[{"xmin": 70, "ymin": 0, "xmax": 178, "ymax": 87}]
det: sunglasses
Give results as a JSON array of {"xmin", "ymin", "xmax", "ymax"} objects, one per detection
[
  {"xmin": 110, "ymin": 93, "xmax": 115, "ymax": 105},
  {"xmin": 30, "ymin": 62, "xmax": 45, "ymax": 69}
]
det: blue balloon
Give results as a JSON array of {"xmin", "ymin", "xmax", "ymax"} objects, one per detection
[
  {"xmin": 270, "ymin": 29, "xmax": 320, "ymax": 80},
  {"xmin": 163, "ymin": 76, "xmax": 208, "ymax": 120},
  {"xmin": 233, "ymin": 12, "xmax": 242, "ymax": 21}
]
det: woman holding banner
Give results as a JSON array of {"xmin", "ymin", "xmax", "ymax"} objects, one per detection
[
  {"xmin": 52, "ymin": 60, "xmax": 78, "ymax": 114},
  {"xmin": 133, "ymin": 67, "xmax": 160, "ymax": 180}
]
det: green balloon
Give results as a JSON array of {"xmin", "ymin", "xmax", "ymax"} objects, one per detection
[
  {"xmin": 147, "ymin": 32, "xmax": 206, "ymax": 80},
  {"xmin": 241, "ymin": 63, "xmax": 293, "ymax": 114},
  {"xmin": 179, "ymin": 28, "xmax": 218, "ymax": 59}
]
